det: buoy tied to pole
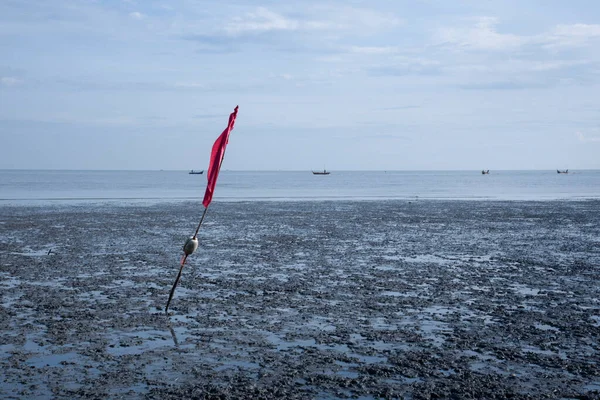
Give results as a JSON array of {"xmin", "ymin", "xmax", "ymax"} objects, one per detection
[{"xmin": 183, "ymin": 237, "xmax": 199, "ymax": 256}]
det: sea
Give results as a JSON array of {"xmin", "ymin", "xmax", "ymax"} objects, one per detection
[{"xmin": 1, "ymin": 169, "xmax": 599, "ymax": 205}]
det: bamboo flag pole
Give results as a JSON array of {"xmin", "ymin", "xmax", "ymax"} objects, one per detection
[
  {"xmin": 165, "ymin": 207, "xmax": 207, "ymax": 313},
  {"xmin": 165, "ymin": 106, "xmax": 238, "ymax": 313}
]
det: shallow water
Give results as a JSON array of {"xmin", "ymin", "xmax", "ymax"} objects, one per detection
[{"xmin": 1, "ymin": 169, "xmax": 599, "ymax": 204}]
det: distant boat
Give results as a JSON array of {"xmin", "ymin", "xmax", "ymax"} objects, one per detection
[
  {"xmin": 481, "ymin": 170, "xmax": 490, "ymax": 175},
  {"xmin": 557, "ymin": 169, "xmax": 568, "ymax": 174},
  {"xmin": 312, "ymin": 169, "xmax": 330, "ymax": 175},
  {"xmin": 189, "ymin": 170, "xmax": 204, "ymax": 175}
]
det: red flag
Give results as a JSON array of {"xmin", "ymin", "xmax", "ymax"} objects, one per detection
[{"xmin": 202, "ymin": 106, "xmax": 239, "ymax": 208}]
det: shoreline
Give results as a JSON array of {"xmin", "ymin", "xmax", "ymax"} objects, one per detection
[{"xmin": 2, "ymin": 197, "xmax": 600, "ymax": 207}]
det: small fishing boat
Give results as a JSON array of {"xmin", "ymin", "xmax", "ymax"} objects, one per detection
[
  {"xmin": 189, "ymin": 170, "xmax": 204, "ymax": 174},
  {"xmin": 312, "ymin": 169, "xmax": 330, "ymax": 175},
  {"xmin": 557, "ymin": 169, "xmax": 568, "ymax": 174},
  {"xmin": 481, "ymin": 170, "xmax": 490, "ymax": 175}
]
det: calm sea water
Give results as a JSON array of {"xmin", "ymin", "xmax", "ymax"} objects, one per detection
[{"xmin": 1, "ymin": 170, "xmax": 599, "ymax": 204}]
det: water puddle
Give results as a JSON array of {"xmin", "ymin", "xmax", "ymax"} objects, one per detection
[
  {"xmin": 534, "ymin": 323, "xmax": 559, "ymax": 331},
  {"xmin": 106, "ymin": 329, "xmax": 174, "ymax": 356},
  {"xmin": 214, "ymin": 360, "xmax": 260, "ymax": 371},
  {"xmin": 511, "ymin": 284, "xmax": 540, "ymax": 296},
  {"xmin": 262, "ymin": 331, "xmax": 388, "ymax": 364},
  {"xmin": 26, "ymin": 352, "xmax": 79, "ymax": 368}
]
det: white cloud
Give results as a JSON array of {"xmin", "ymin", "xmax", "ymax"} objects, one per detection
[
  {"xmin": 129, "ymin": 12, "xmax": 144, "ymax": 20},
  {"xmin": 529, "ymin": 60, "xmax": 591, "ymax": 71},
  {"xmin": 225, "ymin": 8, "xmax": 299, "ymax": 35},
  {"xmin": 438, "ymin": 17, "xmax": 525, "ymax": 51},
  {"xmin": 320, "ymin": 6, "xmax": 402, "ymax": 32},
  {"xmin": 545, "ymin": 24, "xmax": 600, "ymax": 48},
  {"xmin": 554, "ymin": 24, "xmax": 600, "ymax": 38},
  {"xmin": 223, "ymin": 6, "xmax": 401, "ymax": 37},
  {"xmin": 448, "ymin": 59, "xmax": 592, "ymax": 75},
  {"xmin": 1, "ymin": 77, "xmax": 22, "ymax": 86},
  {"xmin": 576, "ymin": 131, "xmax": 600, "ymax": 143},
  {"xmin": 349, "ymin": 46, "xmax": 399, "ymax": 55},
  {"xmin": 439, "ymin": 18, "xmax": 600, "ymax": 52}
]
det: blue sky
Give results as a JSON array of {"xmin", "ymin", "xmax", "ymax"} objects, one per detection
[{"xmin": 1, "ymin": 0, "xmax": 599, "ymax": 170}]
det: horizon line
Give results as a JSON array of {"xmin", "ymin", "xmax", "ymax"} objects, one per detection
[{"xmin": 0, "ymin": 168, "xmax": 596, "ymax": 172}]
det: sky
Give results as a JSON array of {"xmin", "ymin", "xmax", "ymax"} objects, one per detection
[{"xmin": 1, "ymin": 0, "xmax": 599, "ymax": 171}]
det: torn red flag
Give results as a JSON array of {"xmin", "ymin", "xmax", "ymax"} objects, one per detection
[{"xmin": 202, "ymin": 105, "xmax": 239, "ymax": 208}]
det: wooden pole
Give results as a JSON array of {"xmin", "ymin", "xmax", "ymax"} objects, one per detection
[
  {"xmin": 166, "ymin": 147, "xmax": 227, "ymax": 313},
  {"xmin": 165, "ymin": 206, "xmax": 210, "ymax": 313},
  {"xmin": 165, "ymin": 254, "xmax": 188, "ymax": 313},
  {"xmin": 193, "ymin": 207, "xmax": 209, "ymax": 239}
]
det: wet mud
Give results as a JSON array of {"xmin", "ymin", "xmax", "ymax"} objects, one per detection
[{"xmin": 1, "ymin": 200, "xmax": 599, "ymax": 399}]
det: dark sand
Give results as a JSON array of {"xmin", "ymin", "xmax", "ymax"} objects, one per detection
[{"xmin": 1, "ymin": 200, "xmax": 599, "ymax": 399}]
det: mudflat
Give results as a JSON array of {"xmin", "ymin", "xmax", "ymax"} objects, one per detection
[{"xmin": 1, "ymin": 200, "xmax": 599, "ymax": 399}]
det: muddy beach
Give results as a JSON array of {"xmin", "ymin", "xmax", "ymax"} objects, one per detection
[{"xmin": 1, "ymin": 200, "xmax": 599, "ymax": 399}]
